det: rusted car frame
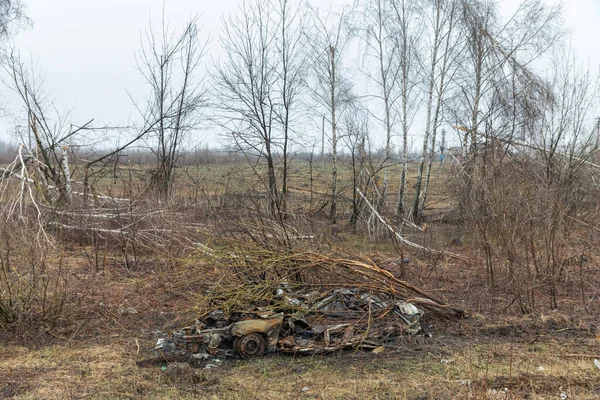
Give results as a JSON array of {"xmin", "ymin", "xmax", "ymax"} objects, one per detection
[{"xmin": 156, "ymin": 288, "xmax": 423, "ymax": 359}]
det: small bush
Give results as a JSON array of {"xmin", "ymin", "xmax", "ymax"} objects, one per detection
[{"xmin": 0, "ymin": 218, "xmax": 73, "ymax": 330}]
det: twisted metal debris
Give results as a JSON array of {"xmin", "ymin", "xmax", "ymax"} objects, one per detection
[{"xmin": 155, "ymin": 244, "xmax": 465, "ymax": 359}]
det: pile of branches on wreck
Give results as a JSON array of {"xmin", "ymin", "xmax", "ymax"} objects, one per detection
[{"xmin": 189, "ymin": 240, "xmax": 466, "ymax": 320}]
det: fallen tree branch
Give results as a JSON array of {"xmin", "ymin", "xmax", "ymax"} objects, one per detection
[
  {"xmin": 465, "ymin": 129, "xmax": 600, "ymax": 170},
  {"xmin": 190, "ymin": 240, "xmax": 467, "ymax": 318},
  {"xmin": 47, "ymin": 221, "xmax": 125, "ymax": 235},
  {"xmin": 357, "ymin": 189, "xmax": 464, "ymax": 260},
  {"xmin": 70, "ymin": 191, "xmax": 131, "ymax": 202}
]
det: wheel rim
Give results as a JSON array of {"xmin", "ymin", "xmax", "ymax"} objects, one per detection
[{"xmin": 234, "ymin": 333, "xmax": 266, "ymax": 359}]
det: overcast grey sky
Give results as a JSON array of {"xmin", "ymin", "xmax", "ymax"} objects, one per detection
[{"xmin": 2, "ymin": 0, "xmax": 599, "ymax": 148}]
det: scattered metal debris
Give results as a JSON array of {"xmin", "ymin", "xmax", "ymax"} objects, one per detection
[
  {"xmin": 156, "ymin": 286, "xmax": 424, "ymax": 359},
  {"xmin": 152, "ymin": 246, "xmax": 466, "ymax": 362}
]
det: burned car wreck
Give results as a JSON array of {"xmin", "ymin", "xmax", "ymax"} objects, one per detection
[
  {"xmin": 154, "ymin": 248, "xmax": 466, "ymax": 361},
  {"xmin": 156, "ymin": 287, "xmax": 424, "ymax": 359}
]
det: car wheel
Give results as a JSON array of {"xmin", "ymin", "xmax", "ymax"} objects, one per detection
[{"xmin": 233, "ymin": 333, "xmax": 266, "ymax": 359}]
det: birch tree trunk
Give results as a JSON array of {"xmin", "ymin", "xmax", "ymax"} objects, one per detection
[
  {"xmin": 329, "ymin": 46, "xmax": 338, "ymax": 225},
  {"xmin": 418, "ymin": 0, "xmax": 458, "ymax": 218},
  {"xmin": 392, "ymin": 0, "xmax": 413, "ymax": 222},
  {"xmin": 59, "ymin": 145, "xmax": 72, "ymax": 204},
  {"xmin": 306, "ymin": 9, "xmax": 353, "ymax": 226}
]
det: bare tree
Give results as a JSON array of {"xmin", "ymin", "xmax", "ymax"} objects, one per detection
[
  {"xmin": 356, "ymin": 0, "xmax": 401, "ymax": 211},
  {"xmin": 136, "ymin": 16, "xmax": 207, "ymax": 199},
  {"xmin": 536, "ymin": 48, "xmax": 599, "ymax": 184},
  {"xmin": 3, "ymin": 52, "xmax": 164, "ymax": 210},
  {"xmin": 388, "ymin": 0, "xmax": 421, "ymax": 223},
  {"xmin": 451, "ymin": 0, "xmax": 562, "ymax": 209},
  {"xmin": 306, "ymin": 8, "xmax": 354, "ymax": 225},
  {"xmin": 412, "ymin": 0, "xmax": 461, "ymax": 221},
  {"xmin": 4, "ymin": 53, "xmax": 92, "ymax": 206},
  {"xmin": 214, "ymin": 0, "xmax": 306, "ymax": 219},
  {"xmin": 273, "ymin": 0, "xmax": 307, "ymax": 214},
  {"xmin": 451, "ymin": 44, "xmax": 600, "ymax": 309},
  {"xmin": 0, "ymin": 0, "xmax": 26, "ymax": 39}
]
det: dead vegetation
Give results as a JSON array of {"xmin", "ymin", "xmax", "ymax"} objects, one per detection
[
  {"xmin": 0, "ymin": 0, "xmax": 599, "ymax": 398},
  {"xmin": 0, "ymin": 155, "xmax": 597, "ymax": 398},
  {"xmin": 187, "ymin": 239, "xmax": 465, "ymax": 318}
]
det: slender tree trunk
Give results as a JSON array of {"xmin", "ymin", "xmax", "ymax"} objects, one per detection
[
  {"xmin": 376, "ymin": 0, "xmax": 392, "ymax": 212},
  {"xmin": 266, "ymin": 146, "xmax": 279, "ymax": 217},
  {"xmin": 59, "ymin": 146, "xmax": 72, "ymax": 204},
  {"xmin": 282, "ymin": 113, "xmax": 289, "ymax": 215},
  {"xmin": 464, "ymin": 31, "xmax": 483, "ymax": 208},
  {"xmin": 396, "ymin": 57, "xmax": 408, "ymax": 221},
  {"xmin": 395, "ymin": 0, "xmax": 410, "ymax": 223},
  {"xmin": 419, "ymin": 1, "xmax": 456, "ymax": 217},
  {"xmin": 413, "ymin": 85, "xmax": 433, "ymax": 222},
  {"xmin": 158, "ymin": 55, "xmax": 167, "ymax": 198},
  {"xmin": 413, "ymin": 4, "xmax": 443, "ymax": 222},
  {"xmin": 349, "ymin": 137, "xmax": 360, "ymax": 231},
  {"xmin": 329, "ymin": 46, "xmax": 338, "ymax": 225},
  {"xmin": 380, "ymin": 95, "xmax": 392, "ymax": 211},
  {"xmin": 280, "ymin": 1, "xmax": 290, "ymax": 216}
]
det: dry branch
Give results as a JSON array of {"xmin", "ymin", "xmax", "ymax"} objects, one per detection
[
  {"xmin": 357, "ymin": 189, "xmax": 463, "ymax": 260},
  {"xmin": 190, "ymin": 240, "xmax": 467, "ymax": 319}
]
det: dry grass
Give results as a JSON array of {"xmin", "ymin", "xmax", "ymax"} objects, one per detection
[
  {"xmin": 1, "ymin": 241, "xmax": 598, "ymax": 400},
  {"xmin": 1, "ymin": 321, "xmax": 599, "ymax": 399},
  {"xmin": 74, "ymin": 158, "xmax": 451, "ymax": 213},
  {"xmin": 0, "ymin": 240, "xmax": 599, "ymax": 399}
]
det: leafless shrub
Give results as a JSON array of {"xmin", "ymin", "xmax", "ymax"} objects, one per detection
[
  {"xmin": 0, "ymin": 215, "xmax": 74, "ymax": 330},
  {"xmin": 136, "ymin": 16, "xmax": 208, "ymax": 199},
  {"xmin": 452, "ymin": 128, "xmax": 600, "ymax": 312}
]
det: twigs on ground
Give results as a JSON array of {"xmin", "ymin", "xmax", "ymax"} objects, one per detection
[{"xmin": 188, "ymin": 239, "xmax": 466, "ymax": 319}]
